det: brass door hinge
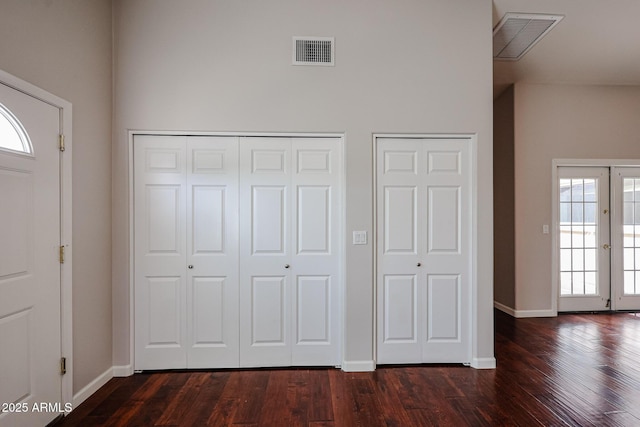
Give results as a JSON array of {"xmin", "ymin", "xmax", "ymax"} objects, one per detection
[
  {"xmin": 60, "ymin": 357, "xmax": 67, "ymax": 375},
  {"xmin": 59, "ymin": 245, "xmax": 65, "ymax": 264},
  {"xmin": 59, "ymin": 134, "xmax": 65, "ymax": 152}
]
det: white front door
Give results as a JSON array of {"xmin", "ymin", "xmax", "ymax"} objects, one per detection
[
  {"xmin": 557, "ymin": 167, "xmax": 610, "ymax": 312},
  {"xmin": 239, "ymin": 137, "xmax": 341, "ymax": 367},
  {"xmin": 376, "ymin": 137, "xmax": 471, "ymax": 364},
  {"xmin": 0, "ymin": 83, "xmax": 62, "ymax": 426}
]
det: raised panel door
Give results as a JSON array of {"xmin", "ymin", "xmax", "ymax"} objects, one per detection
[
  {"xmin": 239, "ymin": 138, "xmax": 292, "ymax": 367},
  {"xmin": 377, "ymin": 137, "xmax": 470, "ymax": 364},
  {"xmin": 186, "ymin": 137, "xmax": 239, "ymax": 368},
  {"xmin": 134, "ymin": 136, "xmax": 188, "ymax": 369}
]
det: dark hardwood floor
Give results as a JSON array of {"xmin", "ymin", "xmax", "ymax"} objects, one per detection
[{"xmin": 57, "ymin": 310, "xmax": 640, "ymax": 426}]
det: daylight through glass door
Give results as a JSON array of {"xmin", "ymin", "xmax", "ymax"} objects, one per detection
[
  {"xmin": 558, "ymin": 167, "xmax": 610, "ymax": 312},
  {"xmin": 612, "ymin": 168, "xmax": 640, "ymax": 310}
]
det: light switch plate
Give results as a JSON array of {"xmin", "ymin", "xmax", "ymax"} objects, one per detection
[{"xmin": 353, "ymin": 231, "xmax": 367, "ymax": 245}]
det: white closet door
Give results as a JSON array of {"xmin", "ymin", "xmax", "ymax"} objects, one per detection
[
  {"xmin": 239, "ymin": 137, "xmax": 341, "ymax": 367},
  {"xmin": 135, "ymin": 135, "xmax": 341, "ymax": 370},
  {"xmin": 290, "ymin": 138, "xmax": 341, "ymax": 366},
  {"xmin": 134, "ymin": 135, "xmax": 188, "ymax": 369},
  {"xmin": 239, "ymin": 138, "xmax": 292, "ymax": 367},
  {"xmin": 377, "ymin": 137, "xmax": 471, "ymax": 364},
  {"xmin": 185, "ymin": 137, "xmax": 239, "ymax": 368},
  {"xmin": 135, "ymin": 135, "xmax": 240, "ymax": 369}
]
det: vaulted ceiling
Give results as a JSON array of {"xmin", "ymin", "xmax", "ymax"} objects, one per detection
[{"xmin": 492, "ymin": 0, "xmax": 640, "ymax": 98}]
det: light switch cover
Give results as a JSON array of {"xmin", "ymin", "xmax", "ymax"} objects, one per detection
[{"xmin": 353, "ymin": 231, "xmax": 367, "ymax": 245}]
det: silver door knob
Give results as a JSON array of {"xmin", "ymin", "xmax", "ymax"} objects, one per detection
[
  {"xmin": 188, "ymin": 265, "xmax": 194, "ymax": 269},
  {"xmin": 285, "ymin": 264, "xmax": 290, "ymax": 269}
]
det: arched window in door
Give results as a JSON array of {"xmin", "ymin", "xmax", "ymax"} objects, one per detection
[{"xmin": 0, "ymin": 102, "xmax": 33, "ymax": 154}]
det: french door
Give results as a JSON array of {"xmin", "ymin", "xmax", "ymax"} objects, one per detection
[
  {"xmin": 557, "ymin": 167, "xmax": 610, "ymax": 311},
  {"xmin": 558, "ymin": 166, "xmax": 640, "ymax": 312},
  {"xmin": 612, "ymin": 168, "xmax": 640, "ymax": 310}
]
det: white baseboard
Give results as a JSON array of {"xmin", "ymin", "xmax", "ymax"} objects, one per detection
[
  {"xmin": 494, "ymin": 301, "xmax": 516, "ymax": 316},
  {"xmin": 72, "ymin": 367, "xmax": 113, "ymax": 409},
  {"xmin": 341, "ymin": 360, "xmax": 376, "ymax": 372},
  {"xmin": 112, "ymin": 364, "xmax": 134, "ymax": 377},
  {"xmin": 471, "ymin": 357, "xmax": 496, "ymax": 369},
  {"xmin": 494, "ymin": 301, "xmax": 556, "ymax": 318},
  {"xmin": 514, "ymin": 309, "xmax": 556, "ymax": 318}
]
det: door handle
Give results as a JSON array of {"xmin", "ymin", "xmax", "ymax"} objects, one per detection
[
  {"xmin": 188, "ymin": 265, "xmax": 194, "ymax": 269},
  {"xmin": 285, "ymin": 264, "xmax": 290, "ymax": 269},
  {"xmin": 417, "ymin": 263, "xmax": 422, "ymax": 267},
  {"xmin": 603, "ymin": 244, "xmax": 610, "ymax": 250}
]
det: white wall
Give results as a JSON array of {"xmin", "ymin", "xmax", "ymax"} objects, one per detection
[
  {"xmin": 0, "ymin": 0, "xmax": 113, "ymax": 393},
  {"xmin": 514, "ymin": 83, "xmax": 640, "ymax": 312},
  {"xmin": 113, "ymin": 0, "xmax": 495, "ymax": 367}
]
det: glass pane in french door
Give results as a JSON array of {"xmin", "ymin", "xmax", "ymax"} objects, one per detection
[
  {"xmin": 622, "ymin": 178, "xmax": 640, "ymax": 295},
  {"xmin": 559, "ymin": 178, "xmax": 598, "ymax": 295},
  {"xmin": 558, "ymin": 167, "xmax": 609, "ymax": 312}
]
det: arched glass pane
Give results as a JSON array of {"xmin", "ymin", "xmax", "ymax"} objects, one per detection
[{"xmin": 0, "ymin": 103, "xmax": 32, "ymax": 154}]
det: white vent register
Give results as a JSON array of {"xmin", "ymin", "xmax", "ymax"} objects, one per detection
[
  {"xmin": 493, "ymin": 13, "xmax": 563, "ymax": 61},
  {"xmin": 293, "ymin": 37, "xmax": 334, "ymax": 66}
]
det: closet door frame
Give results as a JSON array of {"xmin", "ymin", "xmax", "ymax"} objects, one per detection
[{"xmin": 129, "ymin": 131, "xmax": 345, "ymax": 372}]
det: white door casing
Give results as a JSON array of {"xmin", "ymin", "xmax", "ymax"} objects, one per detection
[
  {"xmin": 376, "ymin": 137, "xmax": 471, "ymax": 365},
  {"xmin": 134, "ymin": 134, "xmax": 342, "ymax": 370},
  {"xmin": 0, "ymin": 81, "xmax": 63, "ymax": 426}
]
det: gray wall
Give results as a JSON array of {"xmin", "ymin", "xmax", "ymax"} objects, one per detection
[
  {"xmin": 512, "ymin": 83, "xmax": 640, "ymax": 313},
  {"xmin": 0, "ymin": 0, "xmax": 113, "ymax": 393},
  {"xmin": 112, "ymin": 0, "xmax": 495, "ymax": 367},
  {"xmin": 493, "ymin": 86, "xmax": 516, "ymax": 309}
]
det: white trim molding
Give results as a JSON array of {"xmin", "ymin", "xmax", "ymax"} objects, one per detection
[
  {"xmin": 494, "ymin": 301, "xmax": 556, "ymax": 318},
  {"xmin": 471, "ymin": 357, "xmax": 496, "ymax": 369},
  {"xmin": 341, "ymin": 360, "xmax": 376, "ymax": 372},
  {"xmin": 494, "ymin": 301, "xmax": 516, "ymax": 317},
  {"xmin": 112, "ymin": 365, "xmax": 134, "ymax": 377},
  {"xmin": 71, "ymin": 367, "xmax": 113, "ymax": 410}
]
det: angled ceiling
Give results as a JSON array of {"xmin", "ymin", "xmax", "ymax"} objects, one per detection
[{"xmin": 493, "ymin": 0, "xmax": 640, "ymax": 98}]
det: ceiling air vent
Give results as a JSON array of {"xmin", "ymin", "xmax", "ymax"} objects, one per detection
[
  {"xmin": 493, "ymin": 13, "xmax": 563, "ymax": 61},
  {"xmin": 293, "ymin": 37, "xmax": 334, "ymax": 66}
]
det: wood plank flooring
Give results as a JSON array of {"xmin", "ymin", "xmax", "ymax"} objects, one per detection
[{"xmin": 56, "ymin": 310, "xmax": 640, "ymax": 426}]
